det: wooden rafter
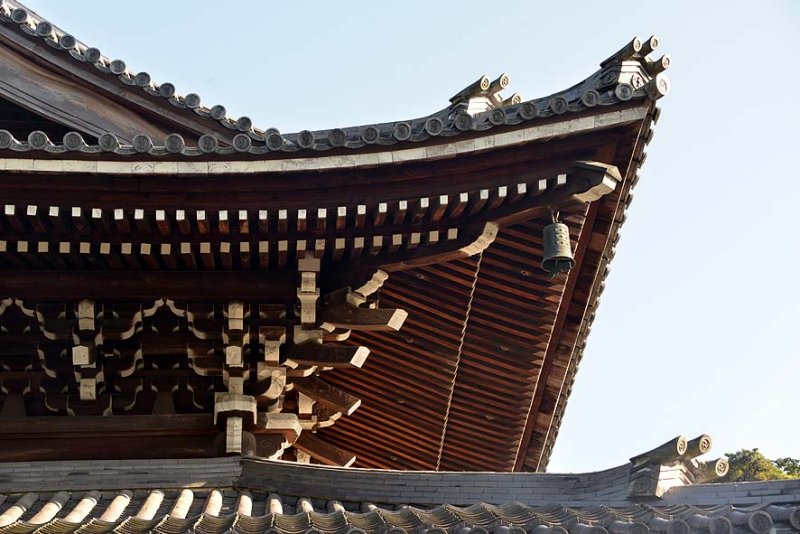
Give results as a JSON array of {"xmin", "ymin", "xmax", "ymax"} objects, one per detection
[
  {"xmin": 285, "ymin": 343, "xmax": 370, "ymax": 369},
  {"xmin": 294, "ymin": 432, "xmax": 357, "ymax": 467}
]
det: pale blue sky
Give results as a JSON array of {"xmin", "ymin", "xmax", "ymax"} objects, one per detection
[{"xmin": 19, "ymin": 0, "xmax": 800, "ymax": 472}]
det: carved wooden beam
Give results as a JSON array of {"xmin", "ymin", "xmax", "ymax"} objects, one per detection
[
  {"xmin": 259, "ymin": 326, "xmax": 286, "ymax": 365},
  {"xmin": 251, "ymin": 366, "xmax": 286, "ymax": 400},
  {"xmin": 224, "ymin": 416, "xmax": 244, "ymax": 455},
  {"xmin": 73, "ymin": 299, "xmax": 97, "ymax": 401},
  {"xmin": 319, "ymin": 285, "xmax": 407, "ymax": 332},
  {"xmin": 297, "ymin": 254, "xmax": 321, "ymax": 327},
  {"xmin": 285, "ymin": 343, "xmax": 370, "ymax": 369},
  {"xmin": 320, "ymin": 303, "xmax": 407, "ymax": 332},
  {"xmin": 294, "ymin": 432, "xmax": 356, "ymax": 467},
  {"xmin": 255, "ymin": 413, "xmax": 302, "ymax": 444},
  {"xmin": 352, "ymin": 270, "xmax": 388, "ymax": 300},
  {"xmin": 213, "ymin": 393, "xmax": 256, "ymax": 426},
  {"xmin": 373, "ymin": 221, "xmax": 499, "ymax": 273},
  {"xmin": 253, "ymin": 434, "xmax": 290, "ymax": 460},
  {"xmin": 292, "ymin": 376, "xmax": 361, "ymax": 416}
]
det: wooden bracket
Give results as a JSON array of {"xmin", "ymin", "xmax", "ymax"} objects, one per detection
[
  {"xmin": 294, "ymin": 432, "xmax": 357, "ymax": 467},
  {"xmin": 252, "ymin": 365, "xmax": 287, "ymax": 400},
  {"xmin": 298, "ymin": 253, "xmax": 321, "ymax": 328},
  {"xmin": 259, "ymin": 326, "xmax": 286, "ymax": 365},
  {"xmin": 320, "ymin": 286, "xmax": 407, "ymax": 332},
  {"xmin": 285, "ymin": 342, "xmax": 369, "ymax": 369},
  {"xmin": 292, "ymin": 376, "xmax": 361, "ymax": 416}
]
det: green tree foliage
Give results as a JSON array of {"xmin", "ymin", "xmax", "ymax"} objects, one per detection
[
  {"xmin": 718, "ymin": 449, "xmax": 800, "ymax": 482},
  {"xmin": 775, "ymin": 457, "xmax": 800, "ymax": 477}
]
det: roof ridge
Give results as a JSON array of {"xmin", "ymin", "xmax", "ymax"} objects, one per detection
[
  {"xmin": 0, "ymin": 1, "xmax": 669, "ymax": 148},
  {"xmin": 0, "ymin": 96, "xmax": 656, "ymax": 158},
  {"xmin": 0, "ymin": 0, "xmax": 260, "ymax": 136}
]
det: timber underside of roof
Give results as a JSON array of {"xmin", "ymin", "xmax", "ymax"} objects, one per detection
[
  {"xmin": 0, "ymin": 127, "xmax": 646, "ymax": 472},
  {"xmin": 319, "ymin": 121, "xmax": 645, "ymax": 471},
  {"xmin": 0, "ymin": 45, "xmax": 656, "ymax": 470},
  {"xmin": 318, "ymin": 210, "xmax": 592, "ymax": 471},
  {"xmin": 0, "ymin": 0, "xmax": 674, "ymax": 475}
]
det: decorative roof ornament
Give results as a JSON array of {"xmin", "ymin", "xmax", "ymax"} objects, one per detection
[
  {"xmin": 448, "ymin": 73, "xmax": 520, "ymax": 116},
  {"xmin": 627, "ymin": 434, "xmax": 731, "ymax": 501},
  {"xmin": 0, "ymin": 0, "xmax": 671, "ymax": 151}
]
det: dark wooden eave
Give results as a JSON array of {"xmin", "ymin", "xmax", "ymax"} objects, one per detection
[{"xmin": 0, "ymin": 4, "xmax": 668, "ymax": 471}]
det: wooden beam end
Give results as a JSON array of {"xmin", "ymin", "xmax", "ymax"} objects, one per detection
[
  {"xmin": 387, "ymin": 309, "xmax": 408, "ymax": 331},
  {"xmin": 352, "ymin": 346, "xmax": 370, "ymax": 368}
]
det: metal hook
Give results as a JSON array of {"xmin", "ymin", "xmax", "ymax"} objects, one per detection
[{"xmin": 548, "ymin": 206, "xmax": 560, "ymax": 224}]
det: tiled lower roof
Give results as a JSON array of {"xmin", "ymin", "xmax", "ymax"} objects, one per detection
[
  {"xmin": 0, "ymin": 489, "xmax": 797, "ymax": 534},
  {"xmin": 0, "ymin": 450, "xmax": 798, "ymax": 534}
]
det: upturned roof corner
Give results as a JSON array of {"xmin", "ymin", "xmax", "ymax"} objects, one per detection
[
  {"xmin": 0, "ymin": 0, "xmax": 670, "ymax": 156},
  {"xmin": 628, "ymin": 434, "xmax": 730, "ymax": 500}
]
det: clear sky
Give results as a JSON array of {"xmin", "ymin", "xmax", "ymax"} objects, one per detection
[{"xmin": 18, "ymin": 0, "xmax": 800, "ymax": 472}]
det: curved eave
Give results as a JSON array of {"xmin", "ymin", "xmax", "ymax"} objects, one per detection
[
  {"xmin": 0, "ymin": 97, "xmax": 661, "ymax": 477},
  {"xmin": 316, "ymin": 103, "xmax": 659, "ymax": 472},
  {"xmin": 0, "ymin": 100, "xmax": 657, "ymax": 473},
  {"xmin": 0, "ymin": 0, "xmax": 670, "ymax": 152},
  {"xmin": 0, "ymin": 1, "xmax": 672, "ymax": 472},
  {"xmin": 0, "ymin": 94, "xmax": 661, "ymax": 158},
  {"xmin": 0, "ymin": 103, "xmax": 650, "ymax": 174},
  {"xmin": 529, "ymin": 102, "xmax": 658, "ymax": 472}
]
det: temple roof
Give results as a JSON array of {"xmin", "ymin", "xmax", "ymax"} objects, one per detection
[
  {"xmin": 0, "ymin": 437, "xmax": 798, "ymax": 534},
  {"xmin": 0, "ymin": 0, "xmax": 667, "ymax": 156},
  {"xmin": 0, "ymin": 0, "xmax": 668, "ymax": 472}
]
